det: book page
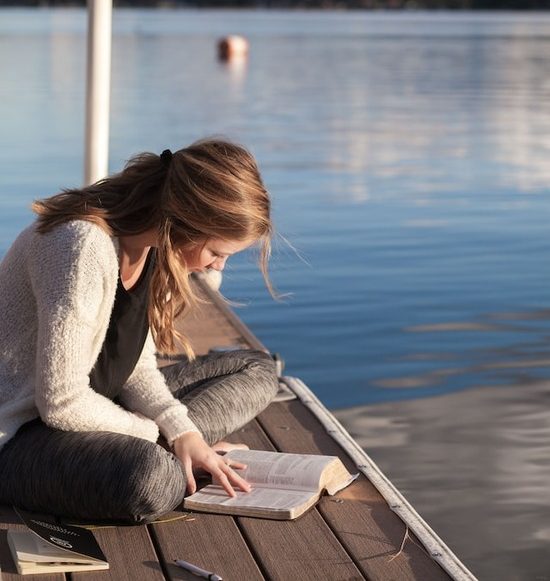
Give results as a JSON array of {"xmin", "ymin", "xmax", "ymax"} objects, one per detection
[
  {"xmin": 226, "ymin": 450, "xmax": 334, "ymax": 491},
  {"xmin": 187, "ymin": 484, "xmax": 313, "ymax": 511},
  {"xmin": 325, "ymin": 472, "xmax": 358, "ymax": 495}
]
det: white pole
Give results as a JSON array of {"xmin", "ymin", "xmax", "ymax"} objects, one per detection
[{"xmin": 84, "ymin": 0, "xmax": 112, "ymax": 186}]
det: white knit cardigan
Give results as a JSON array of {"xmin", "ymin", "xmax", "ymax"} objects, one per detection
[{"xmin": 0, "ymin": 220, "xmax": 199, "ymax": 451}]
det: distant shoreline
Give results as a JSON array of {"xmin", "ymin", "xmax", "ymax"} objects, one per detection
[{"xmin": 1, "ymin": 2, "xmax": 550, "ymax": 11}]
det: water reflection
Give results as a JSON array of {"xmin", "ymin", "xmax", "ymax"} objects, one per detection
[
  {"xmin": 336, "ymin": 379, "xmax": 550, "ymax": 580},
  {"xmin": 218, "ymin": 54, "xmax": 248, "ymax": 85},
  {"xmin": 370, "ymin": 308, "xmax": 550, "ymax": 394},
  {"xmin": 336, "ymin": 306, "xmax": 550, "ymax": 579}
]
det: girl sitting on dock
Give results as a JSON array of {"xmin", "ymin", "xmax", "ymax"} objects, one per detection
[{"xmin": 0, "ymin": 138, "xmax": 279, "ymax": 524}]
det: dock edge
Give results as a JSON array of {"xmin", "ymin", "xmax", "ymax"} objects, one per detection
[{"xmin": 283, "ymin": 375, "xmax": 478, "ymax": 581}]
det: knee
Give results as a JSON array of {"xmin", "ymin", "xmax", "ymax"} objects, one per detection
[
  {"xmin": 120, "ymin": 444, "xmax": 186, "ymax": 524},
  {"xmin": 233, "ymin": 349, "xmax": 279, "ymax": 410},
  {"xmin": 216, "ymin": 349, "xmax": 278, "ymax": 400},
  {"xmin": 248, "ymin": 350, "xmax": 279, "ymax": 400},
  {"xmin": 0, "ymin": 429, "xmax": 187, "ymax": 525},
  {"xmin": 240, "ymin": 349, "xmax": 277, "ymax": 377},
  {"xmin": 242, "ymin": 349, "xmax": 275, "ymax": 367},
  {"xmin": 77, "ymin": 434, "xmax": 186, "ymax": 524}
]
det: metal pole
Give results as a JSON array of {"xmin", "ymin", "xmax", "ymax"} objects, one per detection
[{"xmin": 84, "ymin": 0, "xmax": 112, "ymax": 186}]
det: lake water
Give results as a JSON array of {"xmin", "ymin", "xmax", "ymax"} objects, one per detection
[{"xmin": 2, "ymin": 8, "xmax": 550, "ymax": 579}]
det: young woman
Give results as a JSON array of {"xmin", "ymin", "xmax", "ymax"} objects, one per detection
[{"xmin": 0, "ymin": 138, "xmax": 279, "ymax": 524}]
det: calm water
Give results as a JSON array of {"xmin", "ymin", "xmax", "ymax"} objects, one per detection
[{"xmin": 2, "ymin": 8, "xmax": 550, "ymax": 579}]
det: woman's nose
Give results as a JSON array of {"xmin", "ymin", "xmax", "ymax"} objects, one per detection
[{"xmin": 211, "ymin": 257, "xmax": 227, "ymax": 271}]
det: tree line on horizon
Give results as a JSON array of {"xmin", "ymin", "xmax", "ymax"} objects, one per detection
[{"xmin": 2, "ymin": 0, "xmax": 550, "ymax": 9}]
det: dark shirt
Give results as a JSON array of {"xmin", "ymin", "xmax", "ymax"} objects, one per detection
[{"xmin": 89, "ymin": 249, "xmax": 155, "ymax": 400}]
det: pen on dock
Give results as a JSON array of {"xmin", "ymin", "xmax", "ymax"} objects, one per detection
[{"xmin": 174, "ymin": 559, "xmax": 223, "ymax": 581}]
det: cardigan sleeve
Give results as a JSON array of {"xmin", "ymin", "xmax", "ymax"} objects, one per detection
[
  {"xmin": 29, "ymin": 223, "xmax": 160, "ymax": 443},
  {"xmin": 119, "ymin": 332, "xmax": 201, "ymax": 445}
]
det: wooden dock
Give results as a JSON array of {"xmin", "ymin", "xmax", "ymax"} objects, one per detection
[{"xmin": 0, "ymin": 274, "xmax": 474, "ymax": 580}]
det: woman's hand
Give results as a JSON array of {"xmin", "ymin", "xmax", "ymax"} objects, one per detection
[{"xmin": 173, "ymin": 431, "xmax": 252, "ymax": 497}]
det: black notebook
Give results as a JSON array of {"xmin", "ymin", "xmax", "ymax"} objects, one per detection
[{"xmin": 7, "ymin": 508, "xmax": 109, "ymax": 575}]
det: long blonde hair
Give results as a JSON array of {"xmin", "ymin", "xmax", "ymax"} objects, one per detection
[{"xmin": 32, "ymin": 138, "xmax": 273, "ymax": 358}]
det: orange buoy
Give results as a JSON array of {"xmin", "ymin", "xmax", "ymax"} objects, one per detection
[{"xmin": 217, "ymin": 35, "xmax": 249, "ymax": 62}]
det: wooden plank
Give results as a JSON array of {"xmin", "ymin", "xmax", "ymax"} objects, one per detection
[
  {"xmin": 238, "ymin": 511, "xmax": 364, "ymax": 581},
  {"xmin": 318, "ymin": 492, "xmax": 448, "ymax": 581},
  {"xmin": 192, "ymin": 275, "xmax": 267, "ymax": 352},
  {"xmin": 70, "ymin": 525, "xmax": 164, "ymax": 581},
  {"xmin": 228, "ymin": 417, "xmax": 364, "ymax": 580},
  {"xmin": 175, "ymin": 302, "xmax": 247, "ymax": 355},
  {"xmin": 223, "ymin": 418, "xmax": 276, "ymax": 452},
  {"xmin": 257, "ymin": 400, "xmax": 451, "ymax": 581},
  {"xmin": 151, "ymin": 514, "xmax": 264, "ymax": 581},
  {"xmin": 181, "ymin": 291, "xmax": 452, "ymax": 579},
  {"xmin": 174, "ymin": 275, "xmax": 265, "ymax": 357},
  {"xmin": 0, "ymin": 506, "xmax": 163, "ymax": 581},
  {"xmin": 154, "ymin": 417, "xmax": 362, "ymax": 581},
  {"xmin": 151, "ymin": 419, "xmax": 272, "ymax": 581},
  {"xmin": 0, "ymin": 506, "xmax": 66, "ymax": 581}
]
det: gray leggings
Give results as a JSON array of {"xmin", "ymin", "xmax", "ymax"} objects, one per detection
[{"xmin": 0, "ymin": 350, "xmax": 277, "ymax": 524}]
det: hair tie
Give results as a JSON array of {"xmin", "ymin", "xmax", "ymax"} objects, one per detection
[{"xmin": 160, "ymin": 149, "xmax": 173, "ymax": 167}]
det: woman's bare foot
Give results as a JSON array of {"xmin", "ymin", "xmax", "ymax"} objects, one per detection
[{"xmin": 212, "ymin": 441, "xmax": 250, "ymax": 454}]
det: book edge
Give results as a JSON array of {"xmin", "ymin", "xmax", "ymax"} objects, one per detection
[{"xmin": 8, "ymin": 532, "xmax": 109, "ymax": 574}]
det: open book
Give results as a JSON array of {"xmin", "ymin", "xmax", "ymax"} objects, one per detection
[
  {"xmin": 7, "ymin": 508, "xmax": 109, "ymax": 575},
  {"xmin": 184, "ymin": 449, "xmax": 358, "ymax": 520}
]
